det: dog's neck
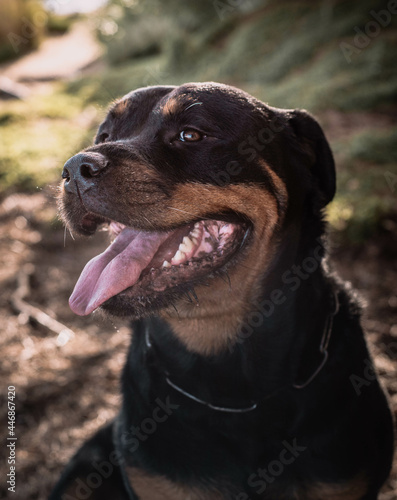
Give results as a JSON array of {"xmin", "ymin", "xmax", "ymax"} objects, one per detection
[
  {"xmin": 158, "ymin": 221, "xmax": 333, "ymax": 357},
  {"xmin": 142, "ymin": 233, "xmax": 335, "ymax": 406}
]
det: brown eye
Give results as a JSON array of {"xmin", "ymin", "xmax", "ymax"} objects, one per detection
[{"xmin": 179, "ymin": 130, "xmax": 203, "ymax": 142}]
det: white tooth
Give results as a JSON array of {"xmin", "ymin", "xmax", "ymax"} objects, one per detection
[
  {"xmin": 190, "ymin": 229, "xmax": 200, "ymax": 238},
  {"xmin": 194, "ymin": 222, "xmax": 201, "ymax": 229},
  {"xmin": 172, "ymin": 250, "xmax": 186, "ymax": 264},
  {"xmin": 181, "ymin": 236, "xmax": 194, "ymax": 252},
  {"xmin": 162, "ymin": 260, "xmax": 171, "ymax": 268},
  {"xmin": 191, "ymin": 236, "xmax": 198, "ymax": 245}
]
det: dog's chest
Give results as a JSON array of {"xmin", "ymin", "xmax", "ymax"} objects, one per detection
[
  {"xmin": 126, "ymin": 466, "xmax": 368, "ymax": 500},
  {"xmin": 126, "ymin": 467, "xmax": 224, "ymax": 499}
]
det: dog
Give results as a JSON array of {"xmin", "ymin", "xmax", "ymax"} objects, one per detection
[{"xmin": 50, "ymin": 82, "xmax": 394, "ymax": 499}]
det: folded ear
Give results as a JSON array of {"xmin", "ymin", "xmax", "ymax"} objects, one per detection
[{"xmin": 288, "ymin": 109, "xmax": 336, "ymax": 207}]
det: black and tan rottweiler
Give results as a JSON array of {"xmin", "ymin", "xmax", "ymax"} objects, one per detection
[{"xmin": 50, "ymin": 82, "xmax": 394, "ymax": 500}]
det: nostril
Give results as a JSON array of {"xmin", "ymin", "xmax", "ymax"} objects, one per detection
[
  {"xmin": 80, "ymin": 163, "xmax": 99, "ymax": 179},
  {"xmin": 80, "ymin": 156, "xmax": 108, "ymax": 179},
  {"xmin": 62, "ymin": 168, "xmax": 70, "ymax": 182}
]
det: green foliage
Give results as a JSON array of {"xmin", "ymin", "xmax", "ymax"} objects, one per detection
[
  {"xmin": 96, "ymin": 0, "xmax": 219, "ymax": 65},
  {"xmin": 47, "ymin": 13, "xmax": 75, "ymax": 34},
  {"xmin": 327, "ymin": 127, "xmax": 397, "ymax": 242},
  {"xmin": 95, "ymin": 0, "xmax": 397, "ymax": 112},
  {"xmin": 0, "ymin": 86, "xmax": 99, "ymax": 192},
  {"xmin": 0, "ymin": 0, "xmax": 46, "ymax": 62},
  {"xmin": 348, "ymin": 128, "xmax": 397, "ymax": 164},
  {"xmin": 0, "ymin": 1, "xmax": 75, "ymax": 62}
]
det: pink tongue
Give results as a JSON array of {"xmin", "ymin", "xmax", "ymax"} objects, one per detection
[{"xmin": 69, "ymin": 227, "xmax": 170, "ymax": 316}]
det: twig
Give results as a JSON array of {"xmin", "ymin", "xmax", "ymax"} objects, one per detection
[{"xmin": 11, "ymin": 264, "xmax": 75, "ymax": 345}]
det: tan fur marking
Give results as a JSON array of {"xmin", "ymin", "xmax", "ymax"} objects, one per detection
[
  {"xmin": 161, "ymin": 94, "xmax": 193, "ymax": 115},
  {"xmin": 259, "ymin": 159, "xmax": 289, "ymax": 209},
  {"xmin": 112, "ymin": 98, "xmax": 129, "ymax": 116},
  {"xmin": 126, "ymin": 467, "xmax": 223, "ymax": 500},
  {"xmin": 300, "ymin": 475, "xmax": 368, "ymax": 500},
  {"xmin": 156, "ymin": 167, "xmax": 288, "ymax": 355},
  {"xmin": 162, "ymin": 96, "xmax": 186, "ymax": 116},
  {"xmin": 126, "ymin": 468, "xmax": 367, "ymax": 499}
]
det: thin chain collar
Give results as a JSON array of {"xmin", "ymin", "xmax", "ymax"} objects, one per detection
[
  {"xmin": 145, "ymin": 291, "xmax": 340, "ymax": 413},
  {"xmin": 144, "ymin": 330, "xmax": 258, "ymax": 413},
  {"xmin": 293, "ymin": 290, "xmax": 340, "ymax": 389}
]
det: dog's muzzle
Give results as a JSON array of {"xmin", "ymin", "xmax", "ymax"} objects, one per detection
[{"xmin": 62, "ymin": 152, "xmax": 108, "ymax": 194}]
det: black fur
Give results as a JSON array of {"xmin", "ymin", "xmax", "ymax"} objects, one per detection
[{"xmin": 50, "ymin": 83, "xmax": 393, "ymax": 500}]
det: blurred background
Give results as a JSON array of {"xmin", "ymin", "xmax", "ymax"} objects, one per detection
[{"xmin": 0, "ymin": 0, "xmax": 396, "ymax": 498}]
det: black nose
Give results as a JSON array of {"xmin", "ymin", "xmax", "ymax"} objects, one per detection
[{"xmin": 62, "ymin": 152, "xmax": 108, "ymax": 193}]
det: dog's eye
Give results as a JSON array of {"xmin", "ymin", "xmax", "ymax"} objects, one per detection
[{"xmin": 179, "ymin": 130, "xmax": 203, "ymax": 142}]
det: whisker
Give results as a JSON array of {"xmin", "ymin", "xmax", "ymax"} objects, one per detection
[
  {"xmin": 171, "ymin": 303, "xmax": 180, "ymax": 319},
  {"xmin": 237, "ymin": 262, "xmax": 258, "ymax": 272},
  {"xmin": 143, "ymin": 216, "xmax": 156, "ymax": 229},
  {"xmin": 184, "ymin": 101, "xmax": 203, "ymax": 112},
  {"xmin": 224, "ymin": 270, "xmax": 232, "ymax": 291},
  {"xmin": 190, "ymin": 287, "xmax": 200, "ymax": 306},
  {"xmin": 219, "ymin": 271, "xmax": 232, "ymax": 291}
]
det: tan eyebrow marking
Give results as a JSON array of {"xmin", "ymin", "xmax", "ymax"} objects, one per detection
[
  {"xmin": 162, "ymin": 97, "xmax": 184, "ymax": 116},
  {"xmin": 162, "ymin": 96, "xmax": 203, "ymax": 116},
  {"xmin": 111, "ymin": 99, "xmax": 129, "ymax": 117}
]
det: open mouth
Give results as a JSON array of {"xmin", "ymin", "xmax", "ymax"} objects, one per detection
[{"xmin": 69, "ymin": 215, "xmax": 249, "ymax": 316}]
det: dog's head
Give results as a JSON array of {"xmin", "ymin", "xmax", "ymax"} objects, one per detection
[{"xmin": 60, "ymin": 82, "xmax": 335, "ymax": 335}]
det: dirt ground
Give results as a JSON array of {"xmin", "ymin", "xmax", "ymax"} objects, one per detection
[{"xmin": 0, "ymin": 184, "xmax": 396, "ymax": 499}]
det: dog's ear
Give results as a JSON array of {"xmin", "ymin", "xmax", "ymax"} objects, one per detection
[{"xmin": 288, "ymin": 109, "xmax": 336, "ymax": 207}]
